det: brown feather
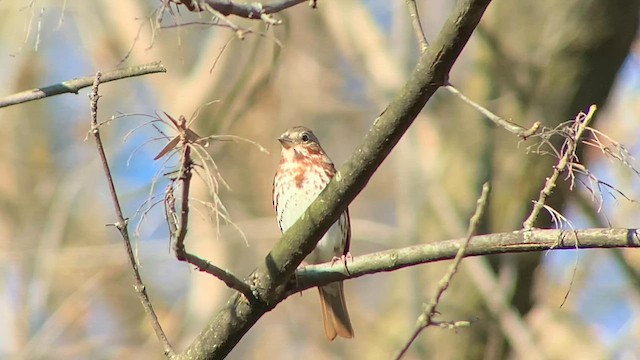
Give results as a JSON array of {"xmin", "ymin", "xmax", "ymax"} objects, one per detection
[{"xmin": 318, "ymin": 282, "xmax": 354, "ymax": 341}]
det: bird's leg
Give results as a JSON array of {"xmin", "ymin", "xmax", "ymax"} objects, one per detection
[{"xmin": 331, "ymin": 252, "xmax": 353, "ymax": 275}]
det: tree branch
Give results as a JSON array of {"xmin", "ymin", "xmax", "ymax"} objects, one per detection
[
  {"xmin": 0, "ymin": 61, "xmax": 166, "ymax": 108},
  {"xmin": 88, "ymin": 73, "xmax": 174, "ymax": 357},
  {"xmin": 406, "ymin": 0, "xmax": 429, "ymax": 53},
  {"xmin": 396, "ymin": 182, "xmax": 490, "ymax": 359},
  {"xmin": 174, "ymin": 0, "xmax": 305, "ymax": 19},
  {"xmin": 159, "ymin": 114, "xmax": 256, "ymax": 301},
  {"xmin": 176, "ymin": 0, "xmax": 492, "ymax": 359},
  {"xmin": 292, "ymin": 227, "xmax": 640, "ymax": 292},
  {"xmin": 180, "ymin": 251, "xmax": 255, "ymax": 301},
  {"xmin": 444, "ymin": 83, "xmax": 541, "ymax": 138},
  {"xmin": 523, "ymin": 105, "xmax": 596, "ymax": 229}
]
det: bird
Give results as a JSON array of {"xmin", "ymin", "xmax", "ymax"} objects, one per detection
[{"xmin": 272, "ymin": 126, "xmax": 354, "ymax": 341}]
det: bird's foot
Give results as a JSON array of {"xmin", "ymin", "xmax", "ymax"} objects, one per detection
[{"xmin": 331, "ymin": 252, "xmax": 353, "ymax": 275}]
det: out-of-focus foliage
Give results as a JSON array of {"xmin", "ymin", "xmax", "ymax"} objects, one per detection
[{"xmin": 1, "ymin": 1, "xmax": 639, "ymax": 359}]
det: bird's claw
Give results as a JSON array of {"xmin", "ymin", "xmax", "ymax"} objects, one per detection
[{"xmin": 331, "ymin": 252, "xmax": 353, "ymax": 275}]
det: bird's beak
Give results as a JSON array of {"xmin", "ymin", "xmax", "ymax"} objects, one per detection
[{"xmin": 278, "ymin": 135, "xmax": 293, "ymax": 149}]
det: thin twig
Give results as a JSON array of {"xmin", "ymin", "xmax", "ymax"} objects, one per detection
[
  {"xmin": 444, "ymin": 83, "xmax": 540, "ymax": 139},
  {"xmin": 200, "ymin": 2, "xmax": 250, "ymax": 39},
  {"xmin": 88, "ymin": 73, "xmax": 175, "ymax": 358},
  {"xmin": 0, "ymin": 62, "xmax": 166, "ymax": 108},
  {"xmin": 182, "ymin": 251, "xmax": 256, "ymax": 300},
  {"xmin": 158, "ymin": 114, "xmax": 256, "ymax": 301},
  {"xmin": 395, "ymin": 182, "xmax": 490, "ymax": 360},
  {"xmin": 523, "ymin": 105, "xmax": 597, "ymax": 230},
  {"xmin": 406, "ymin": 0, "xmax": 428, "ymax": 52}
]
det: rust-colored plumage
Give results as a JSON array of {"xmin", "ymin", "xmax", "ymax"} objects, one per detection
[{"xmin": 273, "ymin": 126, "xmax": 354, "ymax": 341}]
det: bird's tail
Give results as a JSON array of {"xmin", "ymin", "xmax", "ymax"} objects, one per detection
[{"xmin": 317, "ymin": 281, "xmax": 354, "ymax": 341}]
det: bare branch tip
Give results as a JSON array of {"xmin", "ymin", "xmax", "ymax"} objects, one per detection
[
  {"xmin": 519, "ymin": 121, "xmax": 542, "ymax": 140},
  {"xmin": 260, "ymin": 13, "xmax": 282, "ymax": 25}
]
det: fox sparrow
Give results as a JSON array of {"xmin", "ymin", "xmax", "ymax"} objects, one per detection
[{"xmin": 272, "ymin": 126, "xmax": 354, "ymax": 341}]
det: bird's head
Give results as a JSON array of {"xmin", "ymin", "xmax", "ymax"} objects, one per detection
[{"xmin": 278, "ymin": 126, "xmax": 323, "ymax": 155}]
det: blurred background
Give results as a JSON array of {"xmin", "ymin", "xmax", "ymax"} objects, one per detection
[{"xmin": 1, "ymin": 0, "xmax": 640, "ymax": 359}]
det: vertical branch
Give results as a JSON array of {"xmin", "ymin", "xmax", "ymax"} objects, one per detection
[
  {"xmin": 395, "ymin": 183, "xmax": 491, "ymax": 360},
  {"xmin": 523, "ymin": 105, "xmax": 597, "ymax": 230},
  {"xmin": 159, "ymin": 114, "xmax": 255, "ymax": 300},
  {"xmin": 173, "ymin": 138, "xmax": 193, "ymax": 258},
  {"xmin": 88, "ymin": 73, "xmax": 175, "ymax": 358}
]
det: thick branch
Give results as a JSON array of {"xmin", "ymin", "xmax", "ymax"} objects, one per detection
[
  {"xmin": 0, "ymin": 62, "xmax": 166, "ymax": 108},
  {"xmin": 293, "ymin": 228, "xmax": 640, "ymax": 292},
  {"xmin": 177, "ymin": 1, "xmax": 492, "ymax": 359},
  {"xmin": 253, "ymin": 0, "xmax": 491, "ymax": 308}
]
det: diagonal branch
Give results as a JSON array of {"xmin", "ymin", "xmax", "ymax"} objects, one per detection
[
  {"xmin": 0, "ymin": 62, "xmax": 166, "ymax": 108},
  {"xmin": 396, "ymin": 182, "xmax": 490, "ymax": 359},
  {"xmin": 88, "ymin": 73, "xmax": 174, "ymax": 357},
  {"xmin": 176, "ymin": 0, "xmax": 493, "ymax": 359},
  {"xmin": 444, "ymin": 83, "xmax": 541, "ymax": 138},
  {"xmin": 253, "ymin": 0, "xmax": 492, "ymax": 307}
]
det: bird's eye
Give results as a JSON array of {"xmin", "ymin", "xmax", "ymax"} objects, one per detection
[{"xmin": 301, "ymin": 133, "xmax": 310, "ymax": 142}]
